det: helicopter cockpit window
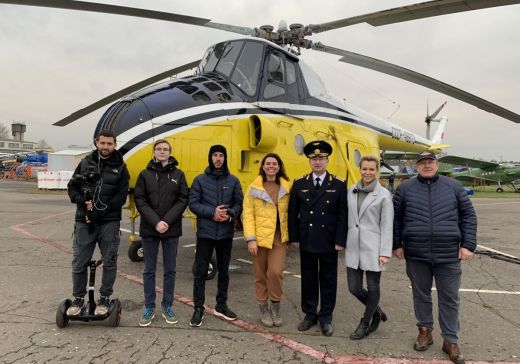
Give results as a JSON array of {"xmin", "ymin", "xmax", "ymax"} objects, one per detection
[
  {"xmin": 202, "ymin": 44, "xmax": 222, "ymax": 72},
  {"xmin": 230, "ymin": 41, "xmax": 263, "ymax": 97},
  {"xmin": 215, "ymin": 41, "xmax": 242, "ymax": 77},
  {"xmin": 268, "ymin": 54, "xmax": 284, "ymax": 83},
  {"xmin": 199, "ymin": 46, "xmax": 214, "ymax": 73},
  {"xmin": 264, "ymin": 53, "xmax": 286, "ymax": 99},
  {"xmin": 286, "ymin": 61, "xmax": 296, "ymax": 85}
]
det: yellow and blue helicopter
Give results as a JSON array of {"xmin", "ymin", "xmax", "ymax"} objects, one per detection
[{"xmin": 2, "ymin": 0, "xmax": 520, "ymax": 260}]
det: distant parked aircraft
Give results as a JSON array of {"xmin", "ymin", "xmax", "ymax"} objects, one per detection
[{"xmin": 438, "ymin": 156, "xmax": 520, "ymax": 192}]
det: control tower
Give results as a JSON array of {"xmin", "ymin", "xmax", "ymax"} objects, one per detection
[{"xmin": 11, "ymin": 122, "xmax": 26, "ymax": 142}]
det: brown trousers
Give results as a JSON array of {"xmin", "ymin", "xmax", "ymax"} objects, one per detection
[{"xmin": 252, "ymin": 230, "xmax": 287, "ymax": 302}]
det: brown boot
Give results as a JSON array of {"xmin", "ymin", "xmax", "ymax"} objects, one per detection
[
  {"xmin": 414, "ymin": 325, "xmax": 433, "ymax": 351},
  {"xmin": 442, "ymin": 341, "xmax": 465, "ymax": 364}
]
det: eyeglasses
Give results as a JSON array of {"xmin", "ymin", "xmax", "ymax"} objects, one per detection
[
  {"xmin": 310, "ymin": 156, "xmax": 327, "ymax": 162},
  {"xmin": 154, "ymin": 147, "xmax": 170, "ymax": 152}
]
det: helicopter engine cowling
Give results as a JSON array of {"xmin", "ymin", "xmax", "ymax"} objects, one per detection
[{"xmin": 249, "ymin": 115, "xmax": 278, "ymax": 152}]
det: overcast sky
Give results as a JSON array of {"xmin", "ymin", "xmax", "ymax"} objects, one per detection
[{"xmin": 1, "ymin": 0, "xmax": 519, "ymax": 160}]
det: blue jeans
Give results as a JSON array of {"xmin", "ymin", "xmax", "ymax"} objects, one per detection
[
  {"xmin": 406, "ymin": 259, "xmax": 462, "ymax": 343},
  {"xmin": 72, "ymin": 221, "xmax": 120, "ymax": 297},
  {"xmin": 143, "ymin": 236, "xmax": 179, "ymax": 309}
]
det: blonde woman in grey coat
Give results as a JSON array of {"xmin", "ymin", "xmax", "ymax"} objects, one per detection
[{"xmin": 346, "ymin": 155, "xmax": 393, "ymax": 340}]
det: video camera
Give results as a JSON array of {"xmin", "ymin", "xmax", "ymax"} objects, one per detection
[
  {"xmin": 71, "ymin": 170, "xmax": 101, "ymax": 201},
  {"xmin": 71, "ymin": 169, "xmax": 102, "ymax": 225}
]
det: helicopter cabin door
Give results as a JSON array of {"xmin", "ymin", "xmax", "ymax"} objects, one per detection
[
  {"xmin": 260, "ymin": 50, "xmax": 302, "ymax": 106},
  {"xmin": 167, "ymin": 124, "xmax": 232, "ymax": 186}
]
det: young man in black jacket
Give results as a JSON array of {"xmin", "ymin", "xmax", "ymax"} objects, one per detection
[
  {"xmin": 188, "ymin": 144, "xmax": 243, "ymax": 327},
  {"xmin": 134, "ymin": 139, "xmax": 189, "ymax": 326},
  {"xmin": 393, "ymin": 151, "xmax": 477, "ymax": 364},
  {"xmin": 66, "ymin": 129, "xmax": 129, "ymax": 317}
]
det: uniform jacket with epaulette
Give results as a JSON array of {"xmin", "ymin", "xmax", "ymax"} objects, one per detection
[{"xmin": 288, "ymin": 172, "xmax": 348, "ymax": 253}]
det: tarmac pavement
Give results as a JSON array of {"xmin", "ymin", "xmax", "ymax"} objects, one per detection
[{"xmin": 1, "ymin": 180, "xmax": 519, "ymax": 364}]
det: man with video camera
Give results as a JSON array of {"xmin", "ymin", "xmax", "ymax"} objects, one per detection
[{"xmin": 66, "ymin": 129, "xmax": 129, "ymax": 317}]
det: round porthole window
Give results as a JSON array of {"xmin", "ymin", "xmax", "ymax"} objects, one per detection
[
  {"xmin": 294, "ymin": 134, "xmax": 305, "ymax": 155},
  {"xmin": 354, "ymin": 149, "xmax": 362, "ymax": 166}
]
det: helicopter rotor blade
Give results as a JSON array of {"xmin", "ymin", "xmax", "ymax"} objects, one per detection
[
  {"xmin": 0, "ymin": 0, "xmax": 255, "ymax": 36},
  {"xmin": 307, "ymin": 0, "xmax": 520, "ymax": 34},
  {"xmin": 53, "ymin": 60, "xmax": 201, "ymax": 127},
  {"xmin": 312, "ymin": 42, "xmax": 520, "ymax": 124},
  {"xmin": 429, "ymin": 101, "xmax": 447, "ymax": 121}
]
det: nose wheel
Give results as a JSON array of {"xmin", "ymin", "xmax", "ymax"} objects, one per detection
[
  {"xmin": 128, "ymin": 240, "xmax": 144, "ymax": 262},
  {"xmin": 192, "ymin": 255, "xmax": 218, "ymax": 280}
]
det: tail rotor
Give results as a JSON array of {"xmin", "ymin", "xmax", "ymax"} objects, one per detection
[{"xmin": 425, "ymin": 101, "xmax": 447, "ymax": 140}]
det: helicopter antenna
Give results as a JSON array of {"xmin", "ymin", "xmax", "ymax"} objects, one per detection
[{"xmin": 386, "ymin": 102, "xmax": 401, "ymax": 120}]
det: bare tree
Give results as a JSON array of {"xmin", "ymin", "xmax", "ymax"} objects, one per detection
[
  {"xmin": 36, "ymin": 139, "xmax": 52, "ymax": 150},
  {"xmin": 0, "ymin": 123, "xmax": 9, "ymax": 139}
]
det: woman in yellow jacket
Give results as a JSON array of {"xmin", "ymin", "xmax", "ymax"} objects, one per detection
[{"xmin": 243, "ymin": 153, "xmax": 291, "ymax": 327}]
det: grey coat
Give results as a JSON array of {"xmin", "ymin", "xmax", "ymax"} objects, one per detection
[{"xmin": 345, "ymin": 181, "xmax": 393, "ymax": 272}]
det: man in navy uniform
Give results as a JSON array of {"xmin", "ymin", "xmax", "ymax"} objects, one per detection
[{"xmin": 288, "ymin": 140, "xmax": 348, "ymax": 336}]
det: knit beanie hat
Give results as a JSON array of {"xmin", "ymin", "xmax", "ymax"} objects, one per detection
[{"xmin": 208, "ymin": 144, "xmax": 228, "ymax": 170}]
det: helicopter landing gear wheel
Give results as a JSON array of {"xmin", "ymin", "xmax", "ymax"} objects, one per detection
[
  {"xmin": 128, "ymin": 240, "xmax": 144, "ymax": 262},
  {"xmin": 192, "ymin": 256, "xmax": 217, "ymax": 280},
  {"xmin": 56, "ymin": 299, "xmax": 71, "ymax": 328}
]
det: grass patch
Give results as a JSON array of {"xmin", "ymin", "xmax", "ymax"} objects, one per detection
[{"xmin": 469, "ymin": 190, "xmax": 520, "ymax": 198}]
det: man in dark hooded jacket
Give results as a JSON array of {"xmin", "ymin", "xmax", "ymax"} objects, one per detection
[
  {"xmin": 134, "ymin": 139, "xmax": 189, "ymax": 327},
  {"xmin": 66, "ymin": 129, "xmax": 129, "ymax": 317},
  {"xmin": 188, "ymin": 144, "xmax": 243, "ymax": 327}
]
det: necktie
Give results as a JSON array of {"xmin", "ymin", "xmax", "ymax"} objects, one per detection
[{"xmin": 315, "ymin": 177, "xmax": 321, "ymax": 190}]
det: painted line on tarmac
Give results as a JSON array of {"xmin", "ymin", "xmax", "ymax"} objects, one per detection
[
  {"xmin": 456, "ymin": 289, "xmax": 520, "ymax": 295},
  {"xmin": 10, "ymin": 210, "xmax": 74, "ymax": 255},
  {"xmin": 119, "ymin": 227, "xmax": 136, "ymax": 235},
  {"xmin": 236, "ymin": 258, "xmax": 252, "ymax": 265},
  {"xmin": 12, "ymin": 212, "xmax": 514, "ymax": 364},
  {"xmin": 408, "ymin": 286, "xmax": 520, "ymax": 295},
  {"xmin": 10, "ymin": 215, "xmax": 339, "ymax": 362},
  {"xmin": 477, "ymin": 244, "xmax": 518, "ymax": 259},
  {"xmin": 235, "ymin": 258, "xmax": 296, "ymax": 276}
]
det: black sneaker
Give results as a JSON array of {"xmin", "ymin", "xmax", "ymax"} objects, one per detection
[
  {"xmin": 94, "ymin": 296, "xmax": 110, "ymax": 316},
  {"xmin": 66, "ymin": 297, "xmax": 84, "ymax": 316},
  {"xmin": 214, "ymin": 304, "xmax": 237, "ymax": 321},
  {"xmin": 190, "ymin": 307, "xmax": 205, "ymax": 327}
]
